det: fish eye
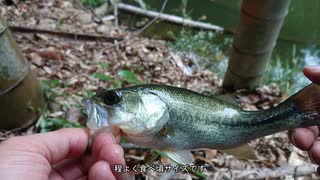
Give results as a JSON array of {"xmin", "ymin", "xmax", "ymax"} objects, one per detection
[{"xmin": 103, "ymin": 91, "xmax": 120, "ymax": 106}]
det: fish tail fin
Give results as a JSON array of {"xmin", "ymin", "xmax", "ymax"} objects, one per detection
[{"xmin": 290, "ymin": 83, "xmax": 320, "ymax": 126}]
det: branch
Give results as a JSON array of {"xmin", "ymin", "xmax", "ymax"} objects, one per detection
[
  {"xmin": 121, "ymin": 143, "xmax": 149, "ymax": 149},
  {"xmin": 117, "ymin": 3, "xmax": 224, "ymax": 32},
  {"xmin": 9, "ymin": 25, "xmax": 123, "ymax": 42},
  {"xmin": 133, "ymin": 0, "xmax": 168, "ymax": 36},
  {"xmin": 104, "ymin": 0, "xmax": 168, "ymax": 50}
]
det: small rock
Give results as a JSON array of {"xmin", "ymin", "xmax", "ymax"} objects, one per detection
[
  {"xmin": 94, "ymin": 2, "xmax": 109, "ymax": 17},
  {"xmin": 38, "ymin": 18, "xmax": 56, "ymax": 29},
  {"xmin": 97, "ymin": 25, "xmax": 110, "ymax": 33},
  {"xmin": 81, "ymin": 24, "xmax": 94, "ymax": 32},
  {"xmin": 77, "ymin": 13, "xmax": 92, "ymax": 25},
  {"xmin": 205, "ymin": 149, "xmax": 218, "ymax": 159},
  {"xmin": 61, "ymin": 1, "xmax": 73, "ymax": 8},
  {"xmin": 288, "ymin": 149, "xmax": 308, "ymax": 166}
]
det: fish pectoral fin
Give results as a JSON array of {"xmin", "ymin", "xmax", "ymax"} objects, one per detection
[
  {"xmin": 219, "ymin": 144, "xmax": 257, "ymax": 160},
  {"xmin": 162, "ymin": 150, "xmax": 194, "ymax": 165}
]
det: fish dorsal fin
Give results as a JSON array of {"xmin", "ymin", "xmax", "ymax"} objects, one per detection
[
  {"xmin": 219, "ymin": 144, "xmax": 257, "ymax": 160},
  {"xmin": 215, "ymin": 93, "xmax": 239, "ymax": 106},
  {"xmin": 162, "ymin": 150, "xmax": 194, "ymax": 165}
]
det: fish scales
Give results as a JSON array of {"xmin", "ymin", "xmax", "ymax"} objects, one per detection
[
  {"xmin": 143, "ymin": 85, "xmax": 303, "ymax": 149},
  {"xmin": 84, "ymin": 83, "xmax": 320, "ymax": 153}
]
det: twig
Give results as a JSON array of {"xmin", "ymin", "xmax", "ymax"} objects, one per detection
[
  {"xmin": 73, "ymin": 0, "xmax": 102, "ymax": 23},
  {"xmin": 117, "ymin": 3, "xmax": 224, "ymax": 32},
  {"xmin": 9, "ymin": 25, "xmax": 123, "ymax": 42},
  {"xmin": 126, "ymin": 154, "xmax": 145, "ymax": 161},
  {"xmin": 121, "ymin": 143, "xmax": 149, "ymax": 149},
  {"xmin": 104, "ymin": 0, "xmax": 168, "ymax": 50},
  {"xmin": 109, "ymin": 0, "xmax": 119, "ymax": 27},
  {"xmin": 133, "ymin": 0, "xmax": 168, "ymax": 36},
  {"xmin": 229, "ymin": 164, "xmax": 317, "ymax": 179}
]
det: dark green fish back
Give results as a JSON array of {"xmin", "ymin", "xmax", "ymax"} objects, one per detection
[{"xmin": 117, "ymin": 83, "xmax": 320, "ymax": 150}]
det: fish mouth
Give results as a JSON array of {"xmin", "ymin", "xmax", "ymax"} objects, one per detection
[{"xmin": 83, "ymin": 99, "xmax": 109, "ymax": 131}]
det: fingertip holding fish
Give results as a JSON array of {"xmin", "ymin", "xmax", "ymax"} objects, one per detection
[
  {"xmin": 290, "ymin": 128, "xmax": 317, "ymax": 151},
  {"xmin": 309, "ymin": 141, "xmax": 320, "ymax": 165}
]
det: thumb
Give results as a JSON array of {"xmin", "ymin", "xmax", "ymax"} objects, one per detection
[
  {"xmin": 1, "ymin": 128, "xmax": 90, "ymax": 164},
  {"xmin": 303, "ymin": 65, "xmax": 320, "ymax": 85}
]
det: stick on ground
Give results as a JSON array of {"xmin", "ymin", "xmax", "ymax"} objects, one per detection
[{"xmin": 117, "ymin": 3, "xmax": 224, "ymax": 32}]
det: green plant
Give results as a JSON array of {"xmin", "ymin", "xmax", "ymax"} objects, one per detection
[
  {"xmin": 92, "ymin": 64, "xmax": 143, "ymax": 89},
  {"xmin": 117, "ymin": 70, "xmax": 142, "ymax": 84},
  {"xmin": 39, "ymin": 115, "xmax": 83, "ymax": 133},
  {"xmin": 41, "ymin": 79, "xmax": 61, "ymax": 101},
  {"xmin": 96, "ymin": 62, "xmax": 110, "ymax": 68},
  {"xmin": 168, "ymin": 29, "xmax": 231, "ymax": 76},
  {"xmin": 40, "ymin": 79, "xmax": 83, "ymax": 132},
  {"xmin": 82, "ymin": 0, "xmax": 104, "ymax": 7},
  {"xmin": 181, "ymin": 0, "xmax": 190, "ymax": 18},
  {"xmin": 93, "ymin": 73, "xmax": 112, "ymax": 81},
  {"xmin": 263, "ymin": 46, "xmax": 309, "ymax": 95},
  {"xmin": 84, "ymin": 89, "xmax": 95, "ymax": 98}
]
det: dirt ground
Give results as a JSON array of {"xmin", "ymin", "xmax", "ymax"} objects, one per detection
[{"xmin": 0, "ymin": 0, "xmax": 317, "ymax": 179}]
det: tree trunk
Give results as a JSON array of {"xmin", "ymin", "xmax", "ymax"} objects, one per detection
[
  {"xmin": 0, "ymin": 15, "xmax": 44, "ymax": 130},
  {"xmin": 223, "ymin": 0, "xmax": 291, "ymax": 90}
]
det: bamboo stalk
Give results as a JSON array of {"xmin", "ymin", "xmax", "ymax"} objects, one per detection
[
  {"xmin": 223, "ymin": 0, "xmax": 291, "ymax": 90},
  {"xmin": 0, "ymin": 15, "xmax": 44, "ymax": 130}
]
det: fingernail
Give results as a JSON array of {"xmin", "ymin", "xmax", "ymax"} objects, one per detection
[
  {"xmin": 86, "ymin": 134, "xmax": 93, "ymax": 154},
  {"xmin": 305, "ymin": 65, "xmax": 320, "ymax": 70}
]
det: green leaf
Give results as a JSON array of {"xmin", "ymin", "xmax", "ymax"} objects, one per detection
[
  {"xmin": 84, "ymin": 89, "xmax": 94, "ymax": 98},
  {"xmin": 115, "ymin": 79, "xmax": 122, "ymax": 88},
  {"xmin": 93, "ymin": 73, "xmax": 112, "ymax": 81},
  {"xmin": 82, "ymin": 0, "xmax": 104, "ymax": 7},
  {"xmin": 96, "ymin": 62, "xmax": 110, "ymax": 68},
  {"xmin": 117, "ymin": 70, "xmax": 142, "ymax": 84},
  {"xmin": 41, "ymin": 79, "xmax": 61, "ymax": 89},
  {"xmin": 39, "ymin": 116, "xmax": 83, "ymax": 133},
  {"xmin": 120, "ymin": 137, "xmax": 127, "ymax": 144}
]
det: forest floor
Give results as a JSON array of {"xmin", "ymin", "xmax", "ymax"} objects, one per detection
[{"xmin": 0, "ymin": 0, "xmax": 317, "ymax": 179}]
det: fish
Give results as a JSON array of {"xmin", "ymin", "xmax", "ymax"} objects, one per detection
[{"xmin": 83, "ymin": 83, "xmax": 320, "ymax": 164}]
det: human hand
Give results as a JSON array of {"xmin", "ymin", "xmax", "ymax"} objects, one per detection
[
  {"xmin": 0, "ymin": 128, "xmax": 126, "ymax": 180},
  {"xmin": 290, "ymin": 65, "xmax": 320, "ymax": 174}
]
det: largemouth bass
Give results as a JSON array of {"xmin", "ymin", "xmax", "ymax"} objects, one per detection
[{"xmin": 83, "ymin": 83, "xmax": 320, "ymax": 163}]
